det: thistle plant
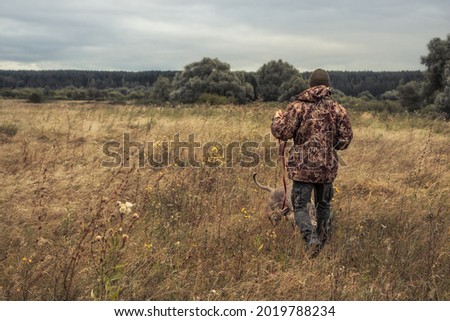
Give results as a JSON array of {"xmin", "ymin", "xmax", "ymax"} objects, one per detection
[{"xmin": 90, "ymin": 201, "xmax": 140, "ymax": 300}]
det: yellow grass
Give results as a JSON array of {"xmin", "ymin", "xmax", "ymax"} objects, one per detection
[{"xmin": 0, "ymin": 99, "xmax": 449, "ymax": 300}]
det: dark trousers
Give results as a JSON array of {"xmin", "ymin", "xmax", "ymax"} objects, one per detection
[{"xmin": 291, "ymin": 181, "xmax": 333, "ymax": 244}]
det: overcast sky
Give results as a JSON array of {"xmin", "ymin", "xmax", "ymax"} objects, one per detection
[{"xmin": 0, "ymin": 0, "xmax": 449, "ymax": 71}]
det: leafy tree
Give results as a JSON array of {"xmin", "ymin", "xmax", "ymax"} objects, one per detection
[
  {"xmin": 397, "ymin": 81, "xmax": 422, "ymax": 112},
  {"xmin": 419, "ymin": 34, "xmax": 450, "ymax": 116},
  {"xmin": 357, "ymin": 90, "xmax": 375, "ymax": 101},
  {"xmin": 152, "ymin": 76, "xmax": 172, "ymax": 102},
  {"xmin": 256, "ymin": 60, "xmax": 305, "ymax": 101},
  {"xmin": 433, "ymin": 66, "xmax": 450, "ymax": 116},
  {"xmin": 380, "ymin": 89, "xmax": 399, "ymax": 101},
  {"xmin": 421, "ymin": 34, "xmax": 450, "ymax": 103},
  {"xmin": 170, "ymin": 58, "xmax": 254, "ymax": 104},
  {"xmin": 233, "ymin": 71, "xmax": 257, "ymax": 102},
  {"xmin": 278, "ymin": 76, "xmax": 308, "ymax": 102}
]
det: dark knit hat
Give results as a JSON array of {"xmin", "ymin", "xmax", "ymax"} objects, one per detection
[{"xmin": 309, "ymin": 68, "xmax": 330, "ymax": 87}]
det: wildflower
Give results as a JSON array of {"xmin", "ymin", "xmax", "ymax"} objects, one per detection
[
  {"xmin": 118, "ymin": 201, "xmax": 134, "ymax": 215},
  {"xmin": 118, "ymin": 204, "xmax": 127, "ymax": 214},
  {"xmin": 241, "ymin": 207, "xmax": 250, "ymax": 215},
  {"xmin": 95, "ymin": 235, "xmax": 102, "ymax": 242},
  {"xmin": 210, "ymin": 146, "xmax": 218, "ymax": 153},
  {"xmin": 175, "ymin": 241, "xmax": 180, "ymax": 247},
  {"xmin": 22, "ymin": 257, "xmax": 32, "ymax": 264},
  {"xmin": 144, "ymin": 243, "xmax": 153, "ymax": 250},
  {"xmin": 132, "ymin": 213, "xmax": 140, "ymax": 220},
  {"xmin": 334, "ymin": 187, "xmax": 340, "ymax": 193}
]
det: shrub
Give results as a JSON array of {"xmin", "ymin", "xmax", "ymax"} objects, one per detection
[
  {"xmin": 358, "ymin": 90, "xmax": 375, "ymax": 101},
  {"xmin": 28, "ymin": 92, "xmax": 43, "ymax": 103},
  {"xmin": 433, "ymin": 83, "xmax": 450, "ymax": 117},
  {"xmin": 197, "ymin": 93, "xmax": 231, "ymax": 105},
  {"xmin": 380, "ymin": 89, "xmax": 399, "ymax": 101},
  {"xmin": 397, "ymin": 81, "xmax": 423, "ymax": 112}
]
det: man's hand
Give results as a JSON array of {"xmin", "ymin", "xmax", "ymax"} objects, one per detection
[{"xmin": 274, "ymin": 110, "xmax": 283, "ymax": 118}]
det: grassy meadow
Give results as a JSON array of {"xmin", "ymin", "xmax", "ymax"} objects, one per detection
[{"xmin": 0, "ymin": 99, "xmax": 449, "ymax": 300}]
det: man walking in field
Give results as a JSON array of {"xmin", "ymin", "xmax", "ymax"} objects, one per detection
[{"xmin": 271, "ymin": 68, "xmax": 353, "ymax": 255}]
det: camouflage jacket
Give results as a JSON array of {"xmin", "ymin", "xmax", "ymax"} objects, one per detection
[{"xmin": 271, "ymin": 85, "xmax": 353, "ymax": 183}]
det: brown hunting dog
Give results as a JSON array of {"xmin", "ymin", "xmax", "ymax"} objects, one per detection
[{"xmin": 252, "ymin": 173, "xmax": 316, "ymax": 226}]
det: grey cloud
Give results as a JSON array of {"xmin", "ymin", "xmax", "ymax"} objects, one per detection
[{"xmin": 0, "ymin": 0, "xmax": 449, "ymax": 71}]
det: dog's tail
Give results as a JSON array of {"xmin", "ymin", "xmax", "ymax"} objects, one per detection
[{"xmin": 252, "ymin": 173, "xmax": 275, "ymax": 193}]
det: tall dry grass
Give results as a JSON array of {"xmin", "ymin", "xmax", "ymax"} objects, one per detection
[{"xmin": 0, "ymin": 99, "xmax": 448, "ymax": 300}]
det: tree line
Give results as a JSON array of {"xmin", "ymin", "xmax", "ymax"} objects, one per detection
[
  {"xmin": 0, "ymin": 64, "xmax": 421, "ymax": 101},
  {"xmin": 0, "ymin": 70, "xmax": 177, "ymax": 90},
  {"xmin": 0, "ymin": 34, "xmax": 448, "ymax": 116}
]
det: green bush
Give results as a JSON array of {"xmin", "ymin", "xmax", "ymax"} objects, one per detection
[
  {"xmin": 358, "ymin": 90, "xmax": 375, "ymax": 101},
  {"xmin": 197, "ymin": 93, "xmax": 231, "ymax": 105},
  {"xmin": 397, "ymin": 81, "xmax": 422, "ymax": 112},
  {"xmin": 256, "ymin": 59, "xmax": 305, "ymax": 101},
  {"xmin": 380, "ymin": 89, "xmax": 399, "ymax": 101},
  {"xmin": 28, "ymin": 92, "xmax": 43, "ymax": 103},
  {"xmin": 345, "ymin": 97, "xmax": 405, "ymax": 113}
]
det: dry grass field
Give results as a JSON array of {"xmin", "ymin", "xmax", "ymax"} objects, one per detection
[{"xmin": 0, "ymin": 99, "xmax": 448, "ymax": 300}]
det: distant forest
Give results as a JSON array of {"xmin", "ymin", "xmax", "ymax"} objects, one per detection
[
  {"xmin": 0, "ymin": 70, "xmax": 177, "ymax": 91},
  {"xmin": 323, "ymin": 71, "xmax": 423, "ymax": 97},
  {"xmin": 0, "ymin": 69, "xmax": 423, "ymax": 98}
]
